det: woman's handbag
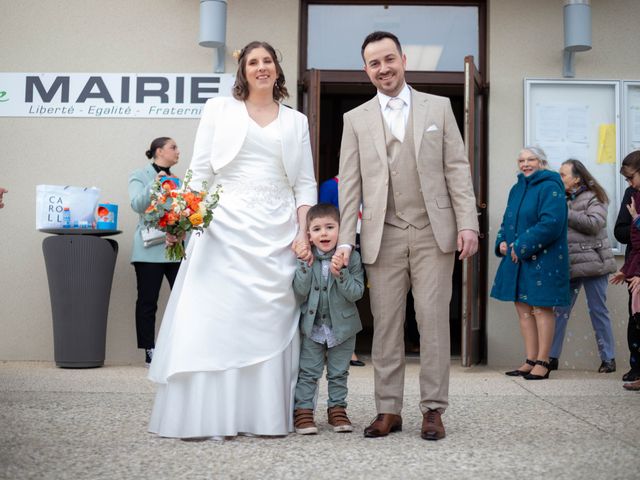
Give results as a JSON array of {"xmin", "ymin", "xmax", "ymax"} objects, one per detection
[{"xmin": 141, "ymin": 227, "xmax": 166, "ymax": 247}]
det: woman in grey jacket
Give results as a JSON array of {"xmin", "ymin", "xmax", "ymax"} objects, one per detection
[{"xmin": 550, "ymin": 159, "xmax": 617, "ymax": 373}]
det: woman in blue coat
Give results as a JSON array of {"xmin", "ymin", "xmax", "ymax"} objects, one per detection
[{"xmin": 491, "ymin": 146, "xmax": 570, "ymax": 380}]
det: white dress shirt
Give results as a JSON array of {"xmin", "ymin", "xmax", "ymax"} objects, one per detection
[{"xmin": 376, "ymin": 83, "xmax": 411, "ymax": 132}]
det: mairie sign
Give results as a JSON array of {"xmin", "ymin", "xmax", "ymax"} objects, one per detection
[{"xmin": 0, "ymin": 73, "xmax": 235, "ymax": 118}]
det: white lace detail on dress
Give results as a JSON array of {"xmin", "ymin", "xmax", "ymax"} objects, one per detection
[{"xmin": 223, "ymin": 181, "xmax": 294, "ymax": 208}]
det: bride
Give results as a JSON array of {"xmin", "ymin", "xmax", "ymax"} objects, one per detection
[{"xmin": 148, "ymin": 41, "xmax": 316, "ymax": 438}]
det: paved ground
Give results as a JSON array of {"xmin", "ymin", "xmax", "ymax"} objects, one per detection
[{"xmin": 1, "ymin": 359, "xmax": 639, "ymax": 480}]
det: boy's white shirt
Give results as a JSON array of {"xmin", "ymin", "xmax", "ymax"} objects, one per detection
[{"xmin": 308, "ymin": 247, "xmax": 339, "ymax": 347}]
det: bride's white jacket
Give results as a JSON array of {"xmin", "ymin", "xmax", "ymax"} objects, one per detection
[{"xmin": 189, "ymin": 96, "xmax": 317, "ymax": 208}]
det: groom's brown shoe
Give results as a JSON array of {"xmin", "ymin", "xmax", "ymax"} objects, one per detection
[
  {"xmin": 363, "ymin": 414, "xmax": 402, "ymax": 438},
  {"xmin": 421, "ymin": 409, "xmax": 445, "ymax": 441}
]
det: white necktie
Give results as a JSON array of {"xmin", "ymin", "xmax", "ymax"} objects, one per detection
[{"xmin": 387, "ymin": 97, "xmax": 405, "ymax": 142}]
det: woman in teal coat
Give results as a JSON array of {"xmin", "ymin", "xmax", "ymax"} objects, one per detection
[
  {"xmin": 128, "ymin": 137, "xmax": 181, "ymax": 366},
  {"xmin": 491, "ymin": 146, "xmax": 570, "ymax": 380}
]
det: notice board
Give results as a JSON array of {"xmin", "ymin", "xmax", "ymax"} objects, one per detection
[
  {"xmin": 623, "ymin": 81, "xmax": 640, "ymax": 157},
  {"xmin": 525, "ymin": 79, "xmax": 621, "ymax": 251}
]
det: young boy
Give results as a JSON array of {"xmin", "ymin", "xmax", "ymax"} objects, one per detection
[{"xmin": 293, "ymin": 203, "xmax": 365, "ymax": 434}]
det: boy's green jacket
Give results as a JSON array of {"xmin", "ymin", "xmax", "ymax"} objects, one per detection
[{"xmin": 293, "ymin": 250, "xmax": 365, "ymax": 345}]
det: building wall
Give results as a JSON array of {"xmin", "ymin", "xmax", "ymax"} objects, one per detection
[
  {"xmin": 3, "ymin": 0, "xmax": 639, "ymax": 370},
  {"xmin": 488, "ymin": 0, "xmax": 640, "ymax": 369},
  {"xmin": 0, "ymin": 0, "xmax": 299, "ymax": 364}
]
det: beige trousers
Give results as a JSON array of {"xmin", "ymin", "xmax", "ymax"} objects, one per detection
[{"xmin": 365, "ymin": 223, "xmax": 454, "ymax": 415}]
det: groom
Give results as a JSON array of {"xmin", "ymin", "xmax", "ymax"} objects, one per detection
[{"xmin": 336, "ymin": 31, "xmax": 479, "ymax": 440}]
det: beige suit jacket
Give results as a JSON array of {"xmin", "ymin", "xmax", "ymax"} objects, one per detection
[{"xmin": 338, "ymin": 89, "xmax": 479, "ymax": 264}]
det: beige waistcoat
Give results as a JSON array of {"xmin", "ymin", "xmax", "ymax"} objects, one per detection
[{"xmin": 383, "ymin": 109, "xmax": 429, "ymax": 229}]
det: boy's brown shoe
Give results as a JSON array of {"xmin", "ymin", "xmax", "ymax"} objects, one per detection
[
  {"xmin": 327, "ymin": 406, "xmax": 353, "ymax": 432},
  {"xmin": 294, "ymin": 408, "xmax": 318, "ymax": 435}
]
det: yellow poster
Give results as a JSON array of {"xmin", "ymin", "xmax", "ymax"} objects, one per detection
[{"xmin": 597, "ymin": 124, "xmax": 616, "ymax": 164}]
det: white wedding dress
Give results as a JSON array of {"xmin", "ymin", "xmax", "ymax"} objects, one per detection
[{"xmin": 148, "ymin": 118, "xmax": 300, "ymax": 438}]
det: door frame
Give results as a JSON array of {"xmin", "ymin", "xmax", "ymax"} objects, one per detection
[
  {"xmin": 461, "ymin": 55, "xmax": 488, "ymax": 366},
  {"xmin": 298, "ymin": 0, "xmax": 489, "ymax": 364}
]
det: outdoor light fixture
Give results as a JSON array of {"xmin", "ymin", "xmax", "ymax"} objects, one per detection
[
  {"xmin": 199, "ymin": 0, "xmax": 227, "ymax": 73},
  {"xmin": 563, "ymin": 0, "xmax": 592, "ymax": 78}
]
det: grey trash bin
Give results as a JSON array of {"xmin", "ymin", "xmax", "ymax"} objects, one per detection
[{"xmin": 42, "ymin": 231, "xmax": 119, "ymax": 368}]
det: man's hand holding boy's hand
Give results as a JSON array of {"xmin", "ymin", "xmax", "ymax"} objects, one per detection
[{"xmin": 330, "ymin": 253, "xmax": 343, "ymax": 277}]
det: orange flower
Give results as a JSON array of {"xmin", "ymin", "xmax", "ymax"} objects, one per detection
[
  {"xmin": 158, "ymin": 215, "xmax": 168, "ymax": 227},
  {"xmin": 183, "ymin": 192, "xmax": 201, "ymax": 211},
  {"xmin": 144, "ymin": 204, "xmax": 156, "ymax": 214},
  {"xmin": 161, "ymin": 179, "xmax": 178, "ymax": 191},
  {"xmin": 188, "ymin": 212, "xmax": 203, "ymax": 226},
  {"xmin": 166, "ymin": 212, "xmax": 180, "ymax": 225}
]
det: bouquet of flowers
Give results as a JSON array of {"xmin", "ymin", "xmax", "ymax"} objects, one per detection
[{"xmin": 143, "ymin": 170, "xmax": 221, "ymax": 261}]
